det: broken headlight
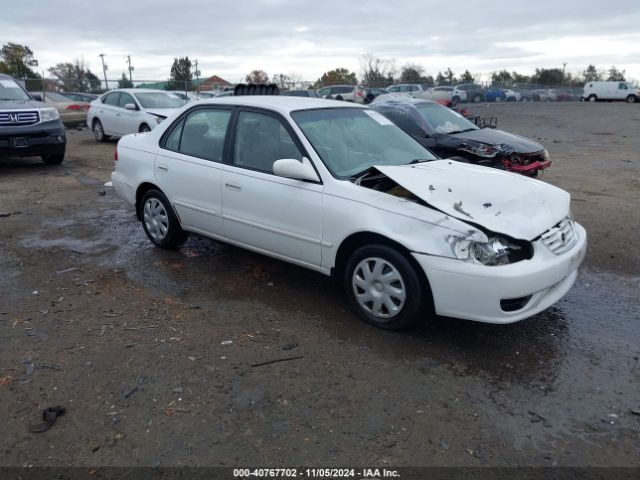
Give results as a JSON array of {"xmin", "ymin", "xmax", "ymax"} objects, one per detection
[
  {"xmin": 459, "ymin": 143, "xmax": 499, "ymax": 158},
  {"xmin": 453, "ymin": 236, "xmax": 530, "ymax": 266}
]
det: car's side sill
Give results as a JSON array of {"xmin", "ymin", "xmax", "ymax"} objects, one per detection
[{"xmin": 185, "ymin": 225, "xmax": 331, "ymax": 276}]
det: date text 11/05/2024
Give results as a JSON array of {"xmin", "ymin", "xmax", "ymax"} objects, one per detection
[{"xmin": 233, "ymin": 468, "xmax": 400, "ymax": 478}]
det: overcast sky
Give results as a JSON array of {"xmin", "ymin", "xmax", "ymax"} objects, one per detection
[{"xmin": 3, "ymin": 0, "xmax": 640, "ymax": 84}]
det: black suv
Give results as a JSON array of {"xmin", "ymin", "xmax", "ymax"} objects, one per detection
[{"xmin": 0, "ymin": 73, "xmax": 66, "ymax": 164}]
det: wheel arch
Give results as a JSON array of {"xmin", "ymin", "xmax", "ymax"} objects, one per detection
[
  {"xmin": 135, "ymin": 182, "xmax": 162, "ymax": 220},
  {"xmin": 332, "ymin": 231, "xmax": 429, "ymax": 287}
]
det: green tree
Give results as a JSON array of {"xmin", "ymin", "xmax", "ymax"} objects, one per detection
[
  {"xmin": 511, "ymin": 71, "xmax": 530, "ymax": 85},
  {"xmin": 85, "ymin": 70, "xmax": 102, "ymax": 93},
  {"xmin": 315, "ymin": 68, "xmax": 357, "ymax": 87},
  {"xmin": 245, "ymin": 69, "xmax": 269, "ymax": 84},
  {"xmin": 118, "ymin": 72, "xmax": 133, "ymax": 89},
  {"xmin": 582, "ymin": 64, "xmax": 601, "ymax": 82},
  {"xmin": 436, "ymin": 68, "xmax": 455, "ymax": 85},
  {"xmin": 167, "ymin": 57, "xmax": 193, "ymax": 90},
  {"xmin": 0, "ymin": 43, "xmax": 39, "ymax": 79},
  {"xmin": 532, "ymin": 68, "xmax": 563, "ymax": 86},
  {"xmin": 399, "ymin": 64, "xmax": 424, "ymax": 83},
  {"xmin": 607, "ymin": 65, "xmax": 625, "ymax": 81},
  {"xmin": 459, "ymin": 70, "xmax": 475, "ymax": 83},
  {"xmin": 435, "ymin": 71, "xmax": 446, "ymax": 85},
  {"xmin": 491, "ymin": 69, "xmax": 512, "ymax": 86}
]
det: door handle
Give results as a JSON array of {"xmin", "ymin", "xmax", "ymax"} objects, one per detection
[
  {"xmin": 225, "ymin": 183, "xmax": 241, "ymax": 191},
  {"xmin": 157, "ymin": 165, "xmax": 168, "ymax": 172}
]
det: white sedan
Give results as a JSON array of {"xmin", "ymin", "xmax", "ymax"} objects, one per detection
[
  {"xmin": 87, "ymin": 88, "xmax": 184, "ymax": 141},
  {"xmin": 111, "ymin": 96, "xmax": 586, "ymax": 329}
]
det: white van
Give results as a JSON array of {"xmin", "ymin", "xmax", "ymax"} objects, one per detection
[{"xmin": 582, "ymin": 81, "xmax": 639, "ymax": 103}]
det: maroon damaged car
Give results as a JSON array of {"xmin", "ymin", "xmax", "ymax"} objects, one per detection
[{"xmin": 372, "ymin": 97, "xmax": 551, "ymax": 177}]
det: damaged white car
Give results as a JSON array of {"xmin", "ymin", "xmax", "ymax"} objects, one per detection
[{"xmin": 111, "ymin": 96, "xmax": 587, "ymax": 329}]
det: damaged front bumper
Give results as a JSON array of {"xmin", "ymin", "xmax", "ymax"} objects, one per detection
[{"xmin": 413, "ymin": 222, "xmax": 586, "ymax": 324}]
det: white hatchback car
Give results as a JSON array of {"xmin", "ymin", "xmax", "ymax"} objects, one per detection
[
  {"xmin": 111, "ymin": 97, "xmax": 586, "ymax": 329},
  {"xmin": 87, "ymin": 89, "xmax": 185, "ymax": 141}
]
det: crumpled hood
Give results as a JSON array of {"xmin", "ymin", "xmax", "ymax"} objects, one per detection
[
  {"xmin": 145, "ymin": 108, "xmax": 179, "ymax": 118},
  {"xmin": 446, "ymin": 128, "xmax": 544, "ymax": 153},
  {"xmin": 375, "ymin": 160, "xmax": 569, "ymax": 240}
]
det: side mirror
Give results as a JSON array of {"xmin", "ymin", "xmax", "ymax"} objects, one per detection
[
  {"xmin": 31, "ymin": 93, "xmax": 43, "ymax": 101},
  {"xmin": 273, "ymin": 157, "xmax": 320, "ymax": 182},
  {"xmin": 124, "ymin": 103, "xmax": 137, "ymax": 110}
]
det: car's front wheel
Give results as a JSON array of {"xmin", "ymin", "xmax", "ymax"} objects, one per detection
[
  {"xmin": 344, "ymin": 245, "xmax": 431, "ymax": 330},
  {"xmin": 140, "ymin": 189, "xmax": 188, "ymax": 249},
  {"xmin": 92, "ymin": 119, "xmax": 110, "ymax": 142}
]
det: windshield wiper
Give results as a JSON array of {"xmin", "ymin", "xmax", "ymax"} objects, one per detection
[
  {"xmin": 449, "ymin": 128, "xmax": 477, "ymax": 134},
  {"xmin": 408, "ymin": 158, "xmax": 431, "ymax": 164}
]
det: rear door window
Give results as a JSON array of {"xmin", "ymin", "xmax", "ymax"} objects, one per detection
[
  {"xmin": 162, "ymin": 109, "xmax": 231, "ymax": 162},
  {"xmin": 103, "ymin": 92, "xmax": 120, "ymax": 106}
]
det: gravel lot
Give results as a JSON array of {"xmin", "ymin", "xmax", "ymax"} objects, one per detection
[{"xmin": 0, "ymin": 102, "xmax": 639, "ymax": 469}]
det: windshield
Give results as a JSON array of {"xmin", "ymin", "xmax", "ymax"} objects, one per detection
[
  {"xmin": 414, "ymin": 103, "xmax": 478, "ymax": 135},
  {"xmin": 0, "ymin": 78, "xmax": 30, "ymax": 101},
  {"xmin": 133, "ymin": 92, "xmax": 184, "ymax": 109},
  {"xmin": 291, "ymin": 108, "xmax": 436, "ymax": 178}
]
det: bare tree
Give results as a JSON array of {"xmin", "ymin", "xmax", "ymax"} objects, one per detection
[{"xmin": 360, "ymin": 54, "xmax": 395, "ymax": 87}]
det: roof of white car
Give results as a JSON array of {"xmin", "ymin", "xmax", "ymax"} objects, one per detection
[
  {"xmin": 196, "ymin": 96, "xmax": 365, "ymax": 114},
  {"xmin": 112, "ymin": 88, "xmax": 173, "ymax": 94}
]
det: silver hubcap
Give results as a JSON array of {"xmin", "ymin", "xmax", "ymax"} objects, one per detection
[
  {"xmin": 352, "ymin": 257, "xmax": 406, "ymax": 320},
  {"xmin": 143, "ymin": 198, "xmax": 169, "ymax": 241},
  {"xmin": 93, "ymin": 122, "xmax": 103, "ymax": 140}
]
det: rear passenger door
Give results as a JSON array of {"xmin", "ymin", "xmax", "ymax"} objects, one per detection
[
  {"xmin": 221, "ymin": 109, "xmax": 323, "ymax": 267},
  {"xmin": 154, "ymin": 107, "xmax": 232, "ymax": 236}
]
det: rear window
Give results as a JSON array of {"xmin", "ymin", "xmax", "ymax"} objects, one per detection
[{"xmin": 332, "ymin": 86, "xmax": 354, "ymax": 94}]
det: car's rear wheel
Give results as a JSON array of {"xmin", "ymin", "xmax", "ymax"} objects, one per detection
[
  {"xmin": 139, "ymin": 123, "xmax": 151, "ymax": 132},
  {"xmin": 140, "ymin": 189, "xmax": 188, "ymax": 249},
  {"xmin": 92, "ymin": 119, "xmax": 109, "ymax": 142},
  {"xmin": 335, "ymin": 95, "xmax": 344, "ymax": 101},
  {"xmin": 473, "ymin": 94, "xmax": 482, "ymax": 103},
  {"xmin": 344, "ymin": 245, "xmax": 431, "ymax": 330},
  {"xmin": 41, "ymin": 151, "xmax": 65, "ymax": 165}
]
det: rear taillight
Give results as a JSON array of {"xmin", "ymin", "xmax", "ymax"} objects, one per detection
[
  {"xmin": 114, "ymin": 147, "xmax": 118, "ymax": 162},
  {"xmin": 66, "ymin": 104, "xmax": 83, "ymax": 110}
]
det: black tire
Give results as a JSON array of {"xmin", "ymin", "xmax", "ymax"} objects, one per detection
[
  {"xmin": 626, "ymin": 95, "xmax": 636, "ymax": 104},
  {"xmin": 452, "ymin": 96, "xmax": 460, "ymax": 106},
  {"xmin": 343, "ymin": 244, "xmax": 432, "ymax": 330},
  {"xmin": 139, "ymin": 123, "xmax": 151, "ymax": 132},
  {"xmin": 364, "ymin": 93, "xmax": 376, "ymax": 105},
  {"xmin": 92, "ymin": 119, "xmax": 110, "ymax": 142},
  {"xmin": 335, "ymin": 95, "xmax": 343, "ymax": 101},
  {"xmin": 140, "ymin": 189, "xmax": 188, "ymax": 249},
  {"xmin": 41, "ymin": 151, "xmax": 65, "ymax": 165},
  {"xmin": 473, "ymin": 94, "xmax": 482, "ymax": 103},
  {"xmin": 588, "ymin": 94, "xmax": 597, "ymax": 103}
]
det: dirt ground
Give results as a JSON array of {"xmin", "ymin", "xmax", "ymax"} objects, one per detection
[{"xmin": 0, "ymin": 102, "xmax": 639, "ymax": 470}]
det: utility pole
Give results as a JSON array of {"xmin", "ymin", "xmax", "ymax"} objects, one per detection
[
  {"xmin": 193, "ymin": 59, "xmax": 201, "ymax": 97},
  {"xmin": 99, "ymin": 53, "xmax": 109, "ymax": 91},
  {"xmin": 562, "ymin": 62, "xmax": 567, "ymax": 86},
  {"xmin": 126, "ymin": 55, "xmax": 134, "ymax": 84}
]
